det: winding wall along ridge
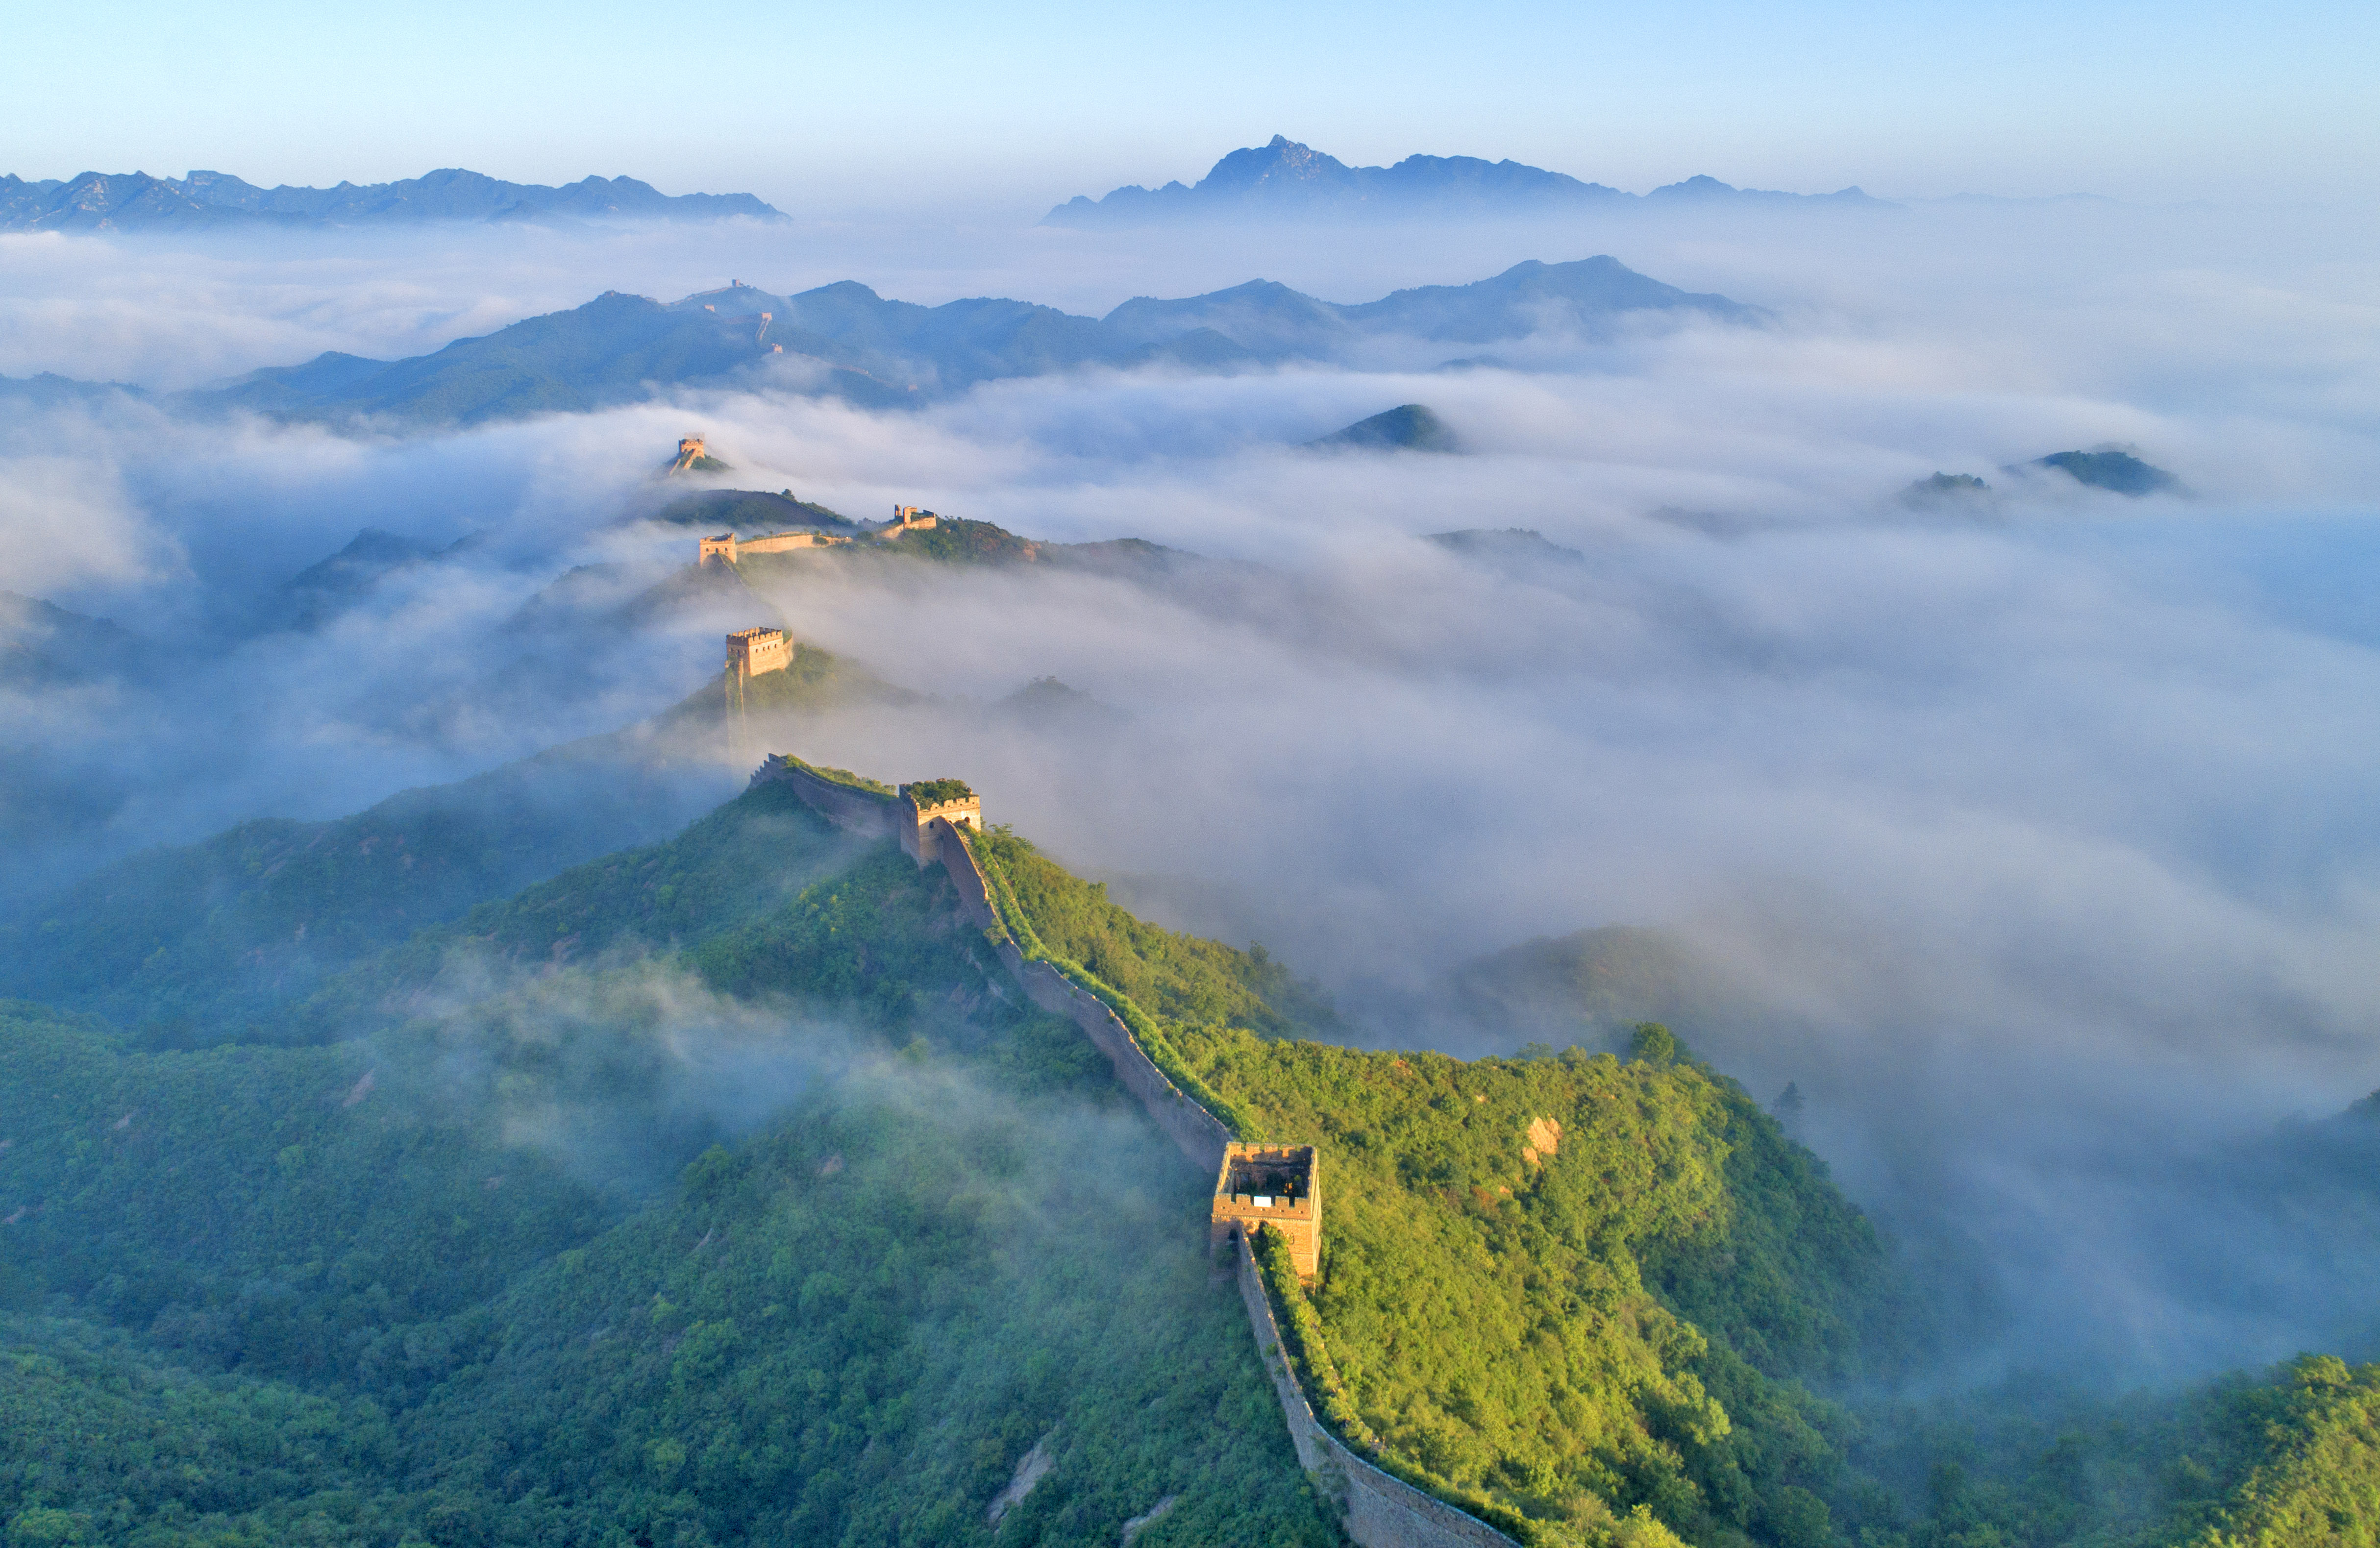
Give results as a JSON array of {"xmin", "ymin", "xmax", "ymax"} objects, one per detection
[
  {"xmin": 754, "ymin": 759, "xmax": 1518, "ymax": 1548},
  {"xmin": 925, "ymin": 817, "xmax": 1231, "ymax": 1171}
]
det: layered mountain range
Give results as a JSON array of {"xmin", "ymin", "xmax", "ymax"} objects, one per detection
[
  {"xmin": 1048, "ymin": 135, "xmax": 1893, "ymax": 225},
  {"xmin": 0, "ymin": 168, "xmax": 782, "ymax": 232},
  {"xmin": 2, "ymin": 257, "xmax": 1752, "ymax": 427}
]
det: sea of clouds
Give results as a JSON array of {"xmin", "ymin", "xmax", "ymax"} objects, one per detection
[{"xmin": 2, "ymin": 193, "xmax": 2377, "ymax": 1384}]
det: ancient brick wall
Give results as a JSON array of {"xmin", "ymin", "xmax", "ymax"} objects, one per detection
[
  {"xmin": 727, "ymin": 628, "xmax": 791, "ymax": 677},
  {"xmin": 901, "ymin": 798, "xmax": 982, "ymax": 865},
  {"xmin": 697, "ymin": 531, "xmax": 849, "ymax": 565},
  {"xmin": 747, "ymin": 758, "xmax": 899, "ymax": 837},
  {"xmin": 1213, "ymin": 1143, "xmax": 1322, "ymax": 1280}
]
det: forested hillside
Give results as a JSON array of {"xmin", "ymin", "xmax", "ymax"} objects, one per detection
[
  {"xmin": 3, "ymin": 777, "xmax": 2377, "ymax": 1548},
  {"xmin": 0, "ymin": 745, "xmax": 725, "ymax": 1038},
  {"xmin": 0, "ymin": 792, "xmax": 1336, "ymax": 1546}
]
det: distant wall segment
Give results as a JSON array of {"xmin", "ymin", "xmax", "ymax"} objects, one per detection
[{"xmin": 700, "ymin": 530, "xmax": 850, "ymax": 565}]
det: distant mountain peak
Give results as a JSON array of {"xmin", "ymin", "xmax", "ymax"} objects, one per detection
[
  {"xmin": 1048, "ymin": 139, "xmax": 1894, "ymax": 225},
  {"xmin": 1305, "ymin": 404, "xmax": 1462, "ymax": 453},
  {"xmin": 2021, "ymin": 446, "xmax": 2184, "ymax": 496},
  {"xmin": 1202, "ymin": 135, "xmax": 1355, "ymax": 195}
]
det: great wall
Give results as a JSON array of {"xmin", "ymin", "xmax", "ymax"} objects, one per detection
[
  {"xmin": 745, "ymin": 748, "xmax": 1524, "ymax": 1548},
  {"xmin": 697, "ymin": 503, "xmax": 938, "ymax": 565}
]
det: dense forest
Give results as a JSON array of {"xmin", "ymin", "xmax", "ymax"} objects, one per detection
[{"xmin": 3, "ymin": 775, "xmax": 2378, "ymax": 1547}]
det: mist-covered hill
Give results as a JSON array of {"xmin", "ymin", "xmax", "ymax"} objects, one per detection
[
  {"xmin": 0, "ymin": 737, "xmax": 727, "ymax": 1037},
  {"xmin": 0, "ymin": 168, "xmax": 780, "ymax": 231},
  {"xmin": 1047, "ymin": 135, "xmax": 1896, "ymax": 225},
  {"xmin": 127, "ymin": 256, "xmax": 1751, "ymax": 427},
  {"xmin": 0, "ymin": 591, "xmax": 141, "ymax": 689},
  {"xmin": 0, "ymin": 629, "xmax": 915, "ymax": 1037}
]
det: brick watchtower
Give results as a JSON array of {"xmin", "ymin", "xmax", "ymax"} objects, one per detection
[
  {"xmin": 1212, "ymin": 1143, "xmax": 1321, "ymax": 1280},
  {"xmin": 725, "ymin": 627, "xmax": 791, "ymax": 678}
]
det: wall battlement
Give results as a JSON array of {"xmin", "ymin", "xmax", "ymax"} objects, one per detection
[{"xmin": 747, "ymin": 755, "xmax": 898, "ymax": 836}]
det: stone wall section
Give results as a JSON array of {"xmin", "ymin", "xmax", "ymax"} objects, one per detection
[
  {"xmin": 747, "ymin": 758, "xmax": 899, "ymax": 837},
  {"xmin": 1233, "ymin": 1235, "xmax": 1521, "ymax": 1548},
  {"xmin": 726, "ymin": 627, "xmax": 792, "ymax": 678}
]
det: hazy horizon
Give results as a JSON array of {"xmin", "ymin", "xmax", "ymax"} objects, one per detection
[{"xmin": 7, "ymin": 0, "xmax": 2377, "ymax": 211}]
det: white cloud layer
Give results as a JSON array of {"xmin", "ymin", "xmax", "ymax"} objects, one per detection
[{"xmin": 3, "ymin": 194, "xmax": 2378, "ymax": 1384}]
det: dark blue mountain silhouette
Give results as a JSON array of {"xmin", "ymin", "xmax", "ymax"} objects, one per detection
[{"xmin": 1047, "ymin": 136, "xmax": 1893, "ymax": 225}]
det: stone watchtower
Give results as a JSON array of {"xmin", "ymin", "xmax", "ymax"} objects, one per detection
[
  {"xmin": 1212, "ymin": 1143, "xmax": 1321, "ymax": 1280},
  {"xmin": 897, "ymin": 779, "xmax": 981, "ymax": 864},
  {"xmin": 725, "ymin": 627, "xmax": 791, "ymax": 679}
]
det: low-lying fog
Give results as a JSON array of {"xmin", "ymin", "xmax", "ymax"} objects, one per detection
[{"xmin": 3, "ymin": 196, "xmax": 2377, "ymax": 1388}]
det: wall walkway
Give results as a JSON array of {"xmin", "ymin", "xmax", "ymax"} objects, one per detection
[{"xmin": 927, "ymin": 816, "xmax": 1520, "ymax": 1548}]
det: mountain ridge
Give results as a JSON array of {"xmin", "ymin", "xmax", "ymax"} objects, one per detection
[
  {"xmin": 152, "ymin": 257, "xmax": 1754, "ymax": 428},
  {"xmin": 0, "ymin": 168, "xmax": 782, "ymax": 232},
  {"xmin": 4, "ymin": 727, "xmax": 2377, "ymax": 1546}
]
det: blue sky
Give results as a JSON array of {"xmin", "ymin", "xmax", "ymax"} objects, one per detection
[{"xmin": 7, "ymin": 0, "xmax": 2373, "ymax": 210}]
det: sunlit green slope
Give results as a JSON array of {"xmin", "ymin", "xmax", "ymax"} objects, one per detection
[{"xmin": 972, "ymin": 829, "xmax": 1883, "ymax": 1548}]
